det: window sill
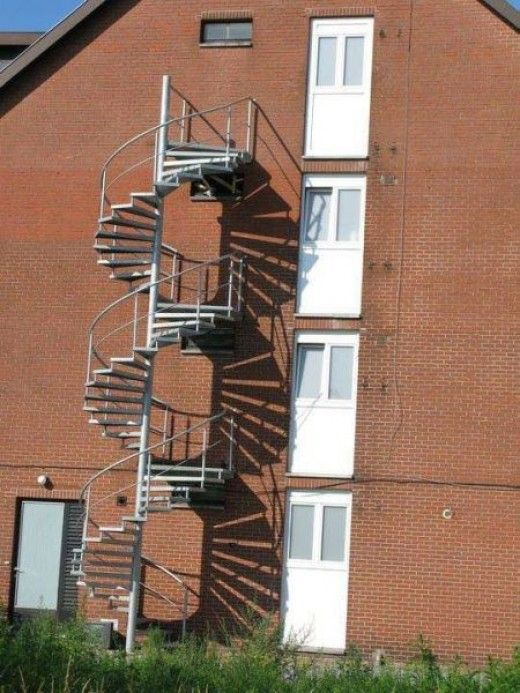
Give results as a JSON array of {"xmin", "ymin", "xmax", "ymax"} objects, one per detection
[{"xmin": 199, "ymin": 41, "xmax": 253, "ymax": 48}]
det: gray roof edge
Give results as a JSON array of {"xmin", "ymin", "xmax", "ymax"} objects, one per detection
[
  {"xmin": 480, "ymin": 0, "xmax": 520, "ymax": 29},
  {"xmin": 0, "ymin": 0, "xmax": 109, "ymax": 89},
  {"xmin": 0, "ymin": 32, "xmax": 44, "ymax": 46}
]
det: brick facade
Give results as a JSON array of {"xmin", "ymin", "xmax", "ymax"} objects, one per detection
[{"xmin": 0, "ymin": 0, "xmax": 518, "ymax": 663}]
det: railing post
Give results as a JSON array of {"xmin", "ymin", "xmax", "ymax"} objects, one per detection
[
  {"xmin": 155, "ymin": 75, "xmax": 171, "ymax": 184},
  {"xmin": 180, "ymin": 99, "xmax": 187, "ymax": 143},
  {"xmin": 237, "ymin": 258, "xmax": 245, "ymax": 314},
  {"xmin": 227, "ymin": 258, "xmax": 234, "ymax": 318},
  {"xmin": 86, "ymin": 332, "xmax": 94, "ymax": 385},
  {"xmin": 99, "ymin": 169, "xmax": 107, "ymax": 219},
  {"xmin": 226, "ymin": 105, "xmax": 232, "ymax": 155},
  {"xmin": 196, "ymin": 267, "xmax": 201, "ymax": 330},
  {"xmin": 182, "ymin": 587, "xmax": 188, "ymax": 639},
  {"xmin": 228, "ymin": 415, "xmax": 236, "ymax": 472},
  {"xmin": 246, "ymin": 99, "xmax": 253, "ymax": 156},
  {"xmin": 133, "ymin": 294, "xmax": 138, "ymax": 351},
  {"xmin": 201, "ymin": 427, "xmax": 207, "ymax": 489}
]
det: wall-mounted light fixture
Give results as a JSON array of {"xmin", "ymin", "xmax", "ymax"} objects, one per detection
[{"xmin": 37, "ymin": 474, "xmax": 51, "ymax": 489}]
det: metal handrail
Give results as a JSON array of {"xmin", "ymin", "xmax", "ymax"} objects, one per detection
[
  {"xmin": 99, "ymin": 96, "xmax": 255, "ymax": 217},
  {"xmin": 86, "ymin": 253, "xmax": 245, "ymax": 383},
  {"xmin": 141, "ymin": 554, "xmax": 189, "ymax": 638},
  {"xmin": 80, "ymin": 411, "xmax": 230, "ymax": 501},
  {"xmin": 80, "ymin": 412, "xmax": 235, "ymax": 566},
  {"xmin": 91, "ymin": 437, "xmax": 226, "ymax": 513}
]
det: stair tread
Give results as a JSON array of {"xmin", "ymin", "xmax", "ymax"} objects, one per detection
[
  {"xmin": 84, "ymin": 406, "xmax": 143, "ymax": 415},
  {"xmin": 111, "ymin": 270, "xmax": 152, "ymax": 280},
  {"xmin": 86, "ymin": 380, "xmax": 144, "ymax": 392},
  {"xmin": 96, "ymin": 230, "xmax": 155, "ymax": 242},
  {"xmin": 157, "ymin": 303, "xmax": 235, "ymax": 312},
  {"xmin": 94, "ymin": 245, "xmax": 153, "ymax": 254},
  {"xmin": 85, "ymin": 394, "xmax": 143, "ymax": 404},
  {"xmin": 110, "ymin": 357, "xmax": 150, "ymax": 371},
  {"xmin": 99, "ymin": 259, "xmax": 152, "ymax": 268},
  {"xmin": 132, "ymin": 192, "xmax": 159, "ymax": 208},
  {"xmin": 99, "ymin": 215, "xmax": 156, "ymax": 231},
  {"xmin": 89, "ymin": 419, "xmax": 142, "ymax": 427},
  {"xmin": 111, "ymin": 203, "xmax": 158, "ymax": 220},
  {"xmin": 102, "ymin": 430, "xmax": 142, "ymax": 439},
  {"xmin": 93, "ymin": 368, "xmax": 148, "ymax": 381}
]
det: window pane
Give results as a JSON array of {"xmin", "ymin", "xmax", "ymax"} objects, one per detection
[
  {"xmin": 336, "ymin": 189, "xmax": 361, "ymax": 241},
  {"xmin": 317, "ymin": 37, "xmax": 337, "ymax": 86},
  {"xmin": 321, "ymin": 506, "xmax": 346, "ymax": 561},
  {"xmin": 304, "ymin": 188, "xmax": 331, "ymax": 241},
  {"xmin": 343, "ymin": 37, "xmax": 364, "ymax": 86},
  {"xmin": 202, "ymin": 21, "xmax": 251, "ymax": 42},
  {"xmin": 296, "ymin": 345, "xmax": 324, "ymax": 399},
  {"xmin": 289, "ymin": 505, "xmax": 314, "ymax": 559},
  {"xmin": 227, "ymin": 22, "xmax": 252, "ymax": 40},
  {"xmin": 202, "ymin": 23, "xmax": 226, "ymax": 41},
  {"xmin": 328, "ymin": 346, "xmax": 354, "ymax": 400}
]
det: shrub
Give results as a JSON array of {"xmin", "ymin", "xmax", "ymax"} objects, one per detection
[{"xmin": 0, "ymin": 611, "xmax": 517, "ymax": 692}]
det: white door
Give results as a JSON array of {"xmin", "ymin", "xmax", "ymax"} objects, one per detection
[
  {"xmin": 297, "ymin": 175, "xmax": 366, "ymax": 317},
  {"xmin": 289, "ymin": 332, "xmax": 359, "ymax": 477},
  {"xmin": 305, "ymin": 18, "xmax": 374, "ymax": 158},
  {"xmin": 14, "ymin": 501, "xmax": 65, "ymax": 614},
  {"xmin": 282, "ymin": 491, "xmax": 352, "ymax": 651}
]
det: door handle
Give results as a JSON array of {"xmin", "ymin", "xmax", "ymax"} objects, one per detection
[{"xmin": 13, "ymin": 567, "xmax": 23, "ymax": 573}]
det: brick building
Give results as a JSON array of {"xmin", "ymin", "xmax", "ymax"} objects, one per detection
[{"xmin": 0, "ymin": 0, "xmax": 518, "ymax": 663}]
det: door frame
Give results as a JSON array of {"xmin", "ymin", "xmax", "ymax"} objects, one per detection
[
  {"xmin": 281, "ymin": 490, "xmax": 353, "ymax": 652},
  {"xmin": 8, "ymin": 498, "xmax": 79, "ymax": 622}
]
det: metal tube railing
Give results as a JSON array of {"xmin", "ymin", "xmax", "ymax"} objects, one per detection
[
  {"xmin": 99, "ymin": 95, "xmax": 255, "ymax": 218},
  {"xmin": 86, "ymin": 253, "xmax": 246, "ymax": 383},
  {"xmin": 141, "ymin": 555, "xmax": 189, "ymax": 638}
]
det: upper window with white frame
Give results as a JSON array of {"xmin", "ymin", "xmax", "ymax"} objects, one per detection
[
  {"xmin": 297, "ymin": 175, "xmax": 366, "ymax": 317},
  {"xmin": 305, "ymin": 17, "xmax": 374, "ymax": 158}
]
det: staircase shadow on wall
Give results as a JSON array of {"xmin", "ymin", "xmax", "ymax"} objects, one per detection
[{"xmin": 192, "ymin": 144, "xmax": 300, "ymax": 635}]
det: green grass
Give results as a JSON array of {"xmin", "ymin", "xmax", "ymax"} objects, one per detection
[{"xmin": 0, "ymin": 613, "xmax": 518, "ymax": 692}]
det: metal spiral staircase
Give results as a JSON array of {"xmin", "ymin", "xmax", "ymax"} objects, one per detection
[{"xmin": 71, "ymin": 77, "xmax": 255, "ymax": 652}]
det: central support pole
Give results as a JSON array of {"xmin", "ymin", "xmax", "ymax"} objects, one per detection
[{"xmin": 125, "ymin": 75, "xmax": 171, "ymax": 655}]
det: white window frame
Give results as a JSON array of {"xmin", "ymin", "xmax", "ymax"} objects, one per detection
[
  {"xmin": 296, "ymin": 174, "xmax": 366, "ymax": 318},
  {"xmin": 289, "ymin": 331, "xmax": 359, "ymax": 478},
  {"xmin": 292, "ymin": 331, "xmax": 359, "ymax": 410},
  {"xmin": 285, "ymin": 491, "xmax": 352, "ymax": 572},
  {"xmin": 305, "ymin": 17, "xmax": 374, "ymax": 158}
]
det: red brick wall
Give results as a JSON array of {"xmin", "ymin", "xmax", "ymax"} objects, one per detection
[{"xmin": 0, "ymin": 0, "xmax": 518, "ymax": 663}]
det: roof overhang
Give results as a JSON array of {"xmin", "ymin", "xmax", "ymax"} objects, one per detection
[
  {"xmin": 0, "ymin": 32, "xmax": 43, "ymax": 46},
  {"xmin": 480, "ymin": 0, "xmax": 520, "ymax": 29},
  {"xmin": 0, "ymin": 0, "xmax": 109, "ymax": 89}
]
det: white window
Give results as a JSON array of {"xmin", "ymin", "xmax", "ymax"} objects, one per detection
[
  {"xmin": 305, "ymin": 18, "xmax": 374, "ymax": 158},
  {"xmin": 282, "ymin": 491, "xmax": 352, "ymax": 651},
  {"xmin": 289, "ymin": 332, "xmax": 359, "ymax": 477},
  {"xmin": 297, "ymin": 175, "xmax": 366, "ymax": 317}
]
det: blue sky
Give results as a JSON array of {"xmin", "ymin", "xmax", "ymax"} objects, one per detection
[{"xmin": 0, "ymin": 0, "xmax": 518, "ymax": 31}]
